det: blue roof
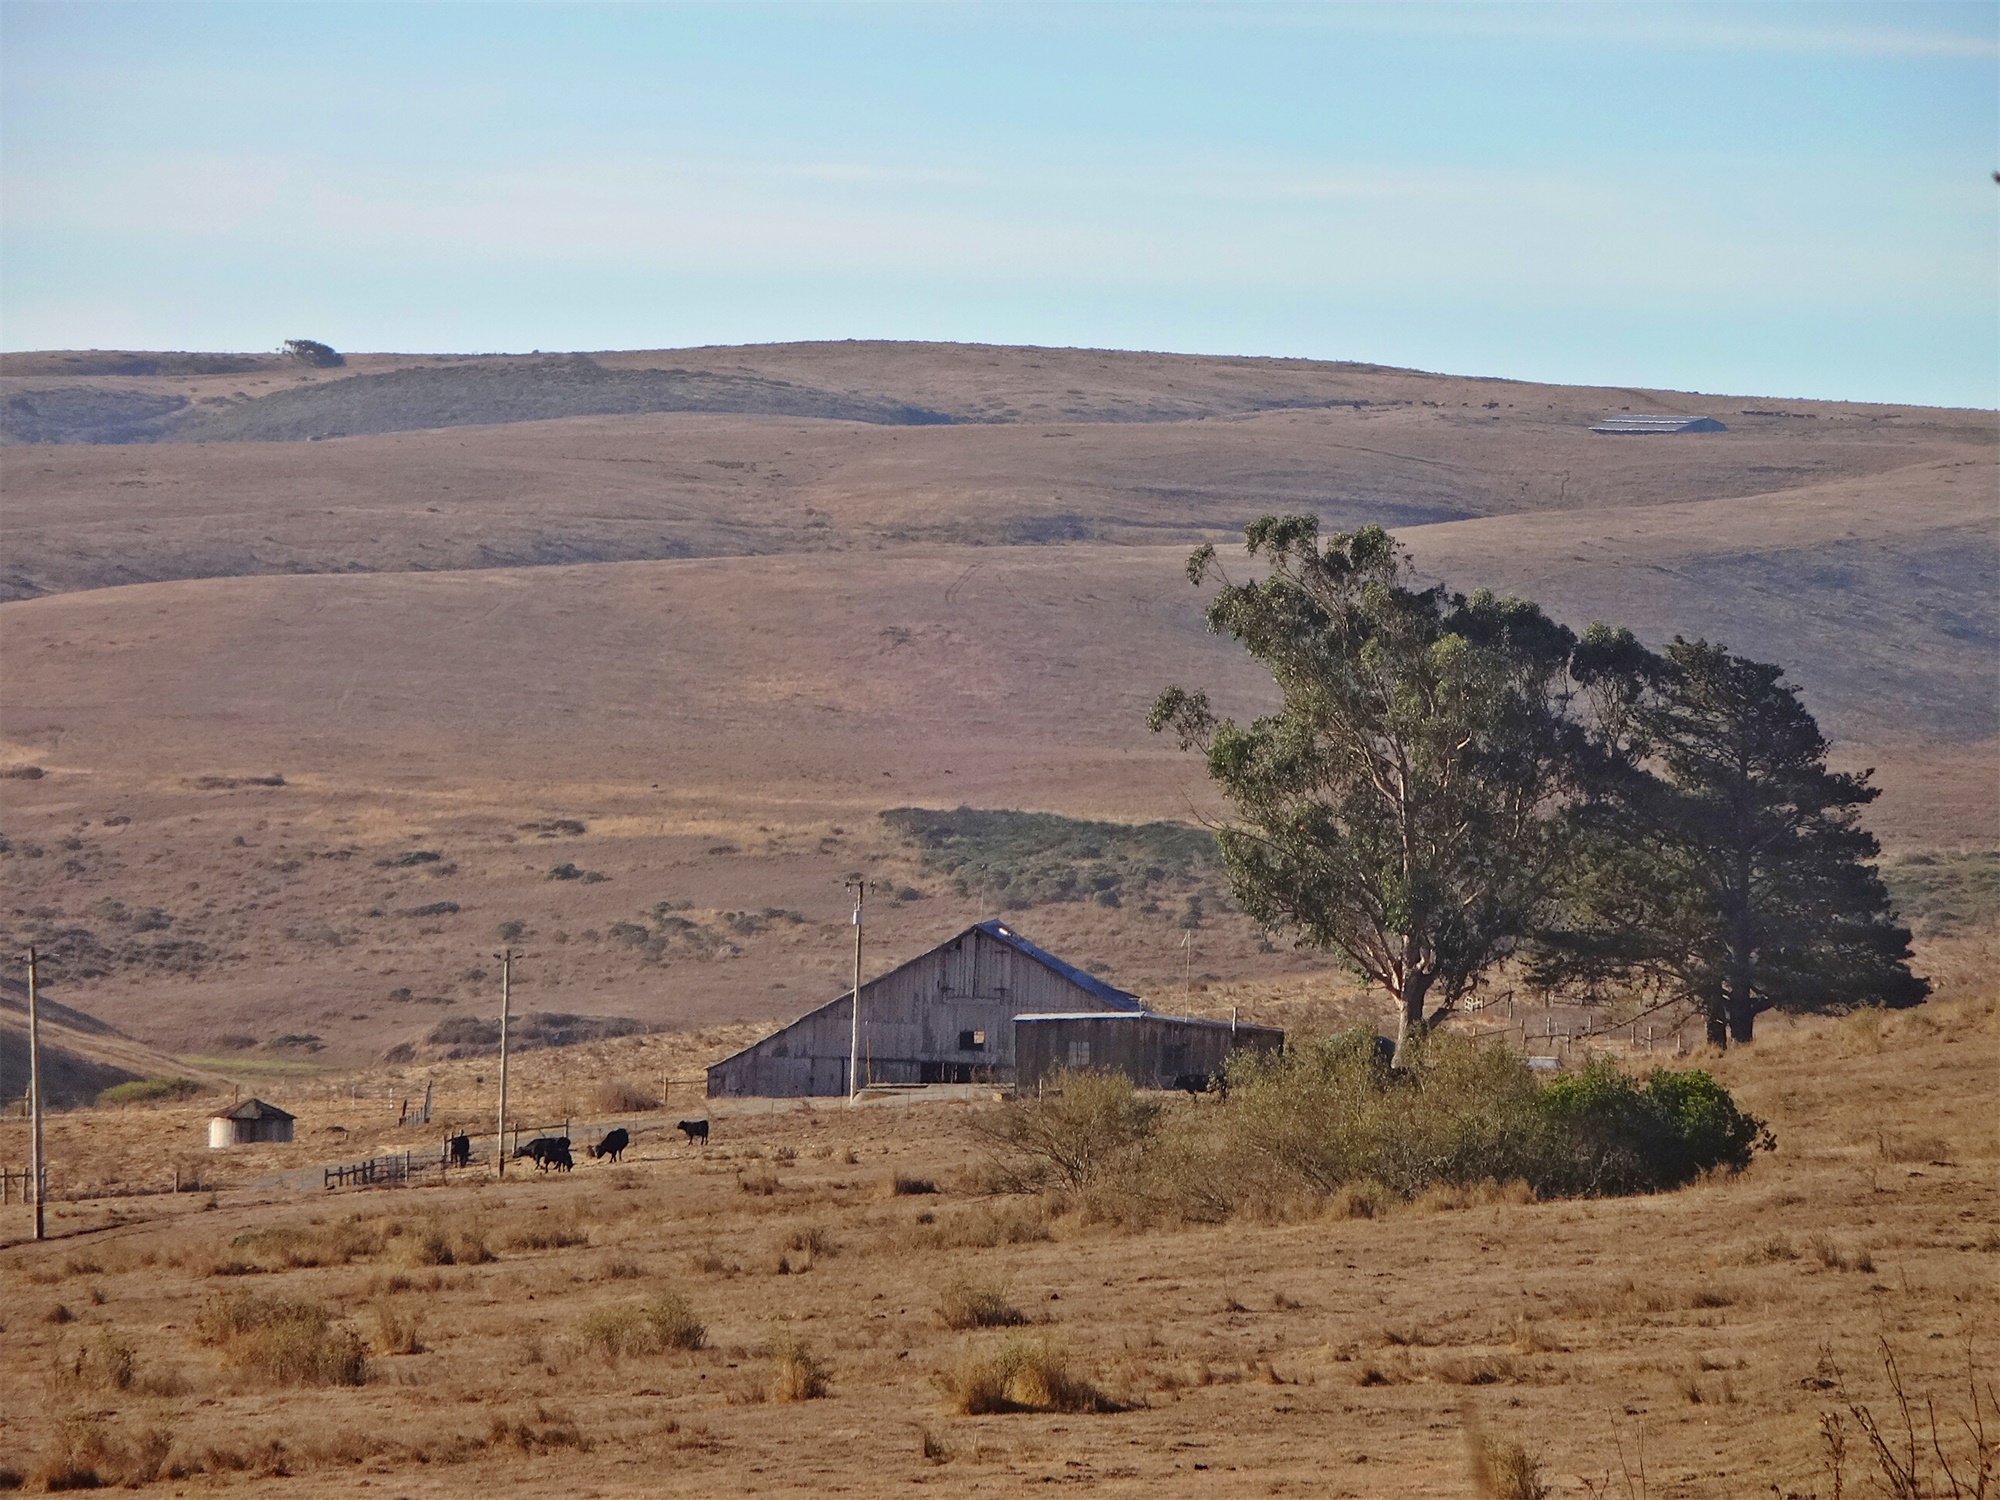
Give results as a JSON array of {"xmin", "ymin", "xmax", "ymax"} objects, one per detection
[{"xmin": 973, "ymin": 919, "xmax": 1146, "ymax": 1011}]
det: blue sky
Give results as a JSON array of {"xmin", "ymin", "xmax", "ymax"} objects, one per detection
[{"xmin": 2, "ymin": 2, "xmax": 1994, "ymax": 406}]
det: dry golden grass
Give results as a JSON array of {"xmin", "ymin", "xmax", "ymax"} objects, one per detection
[{"xmin": 0, "ymin": 982, "xmax": 1993, "ymax": 1495}]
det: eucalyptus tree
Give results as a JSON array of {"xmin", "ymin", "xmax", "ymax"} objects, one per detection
[{"xmin": 1150, "ymin": 517, "xmax": 1600, "ymax": 1061}]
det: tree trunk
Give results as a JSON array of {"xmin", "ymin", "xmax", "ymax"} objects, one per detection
[
  {"xmin": 1705, "ymin": 1009, "xmax": 1729, "ymax": 1049},
  {"xmin": 1391, "ymin": 971, "xmax": 1434, "ymax": 1068},
  {"xmin": 1726, "ymin": 993, "xmax": 1757, "ymax": 1045}
]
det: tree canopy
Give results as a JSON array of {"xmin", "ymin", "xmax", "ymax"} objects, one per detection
[
  {"xmin": 1150, "ymin": 517, "xmax": 1593, "ymax": 1060},
  {"xmin": 1533, "ymin": 636, "xmax": 1927, "ymax": 1045},
  {"xmin": 1154, "ymin": 518, "xmax": 1926, "ymax": 1054}
]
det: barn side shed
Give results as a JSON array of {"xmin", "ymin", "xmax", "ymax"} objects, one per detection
[
  {"xmin": 706, "ymin": 920, "xmax": 1145, "ymax": 1098},
  {"xmin": 1013, "ymin": 1012, "xmax": 1284, "ymax": 1093}
]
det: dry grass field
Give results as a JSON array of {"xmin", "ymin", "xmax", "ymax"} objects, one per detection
[
  {"xmin": 0, "ymin": 951, "xmax": 1994, "ymax": 1497},
  {"xmin": 0, "ymin": 342, "xmax": 1993, "ymax": 1493}
]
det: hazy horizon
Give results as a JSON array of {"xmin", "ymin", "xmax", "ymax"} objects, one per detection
[{"xmin": 3, "ymin": 1, "xmax": 1996, "ymax": 408}]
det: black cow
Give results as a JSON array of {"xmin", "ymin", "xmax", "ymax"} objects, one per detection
[
  {"xmin": 515, "ymin": 1136, "xmax": 573, "ymax": 1172},
  {"xmin": 589, "ymin": 1127, "xmax": 630, "ymax": 1162},
  {"xmin": 445, "ymin": 1133, "xmax": 472, "ymax": 1168},
  {"xmin": 677, "ymin": 1119, "xmax": 710, "ymax": 1145}
]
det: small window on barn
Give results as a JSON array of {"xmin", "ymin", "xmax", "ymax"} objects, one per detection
[
  {"xmin": 959, "ymin": 1029, "xmax": 986, "ymax": 1052},
  {"xmin": 1068, "ymin": 1040, "xmax": 1092, "ymax": 1067}
]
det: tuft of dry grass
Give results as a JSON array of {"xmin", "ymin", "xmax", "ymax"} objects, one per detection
[
  {"xmin": 767, "ymin": 1325, "xmax": 830, "ymax": 1402},
  {"xmin": 890, "ymin": 1172, "xmax": 939, "ymax": 1196},
  {"xmin": 195, "ymin": 1293, "xmax": 368, "ymax": 1387},
  {"xmin": 1469, "ymin": 1429, "xmax": 1550, "ymax": 1500},
  {"xmin": 370, "ymin": 1300, "xmax": 425, "ymax": 1355},
  {"xmin": 579, "ymin": 1292, "xmax": 707, "ymax": 1360},
  {"xmin": 937, "ymin": 1279, "xmax": 1029, "ymax": 1331},
  {"xmin": 938, "ymin": 1337, "xmax": 1118, "ymax": 1415},
  {"xmin": 503, "ymin": 1223, "xmax": 589, "ymax": 1252},
  {"xmin": 407, "ymin": 1218, "xmax": 497, "ymax": 1266},
  {"xmin": 592, "ymin": 1078, "xmax": 662, "ymax": 1113}
]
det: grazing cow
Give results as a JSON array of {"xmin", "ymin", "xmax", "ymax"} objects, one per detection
[
  {"xmin": 589, "ymin": 1127, "xmax": 630, "ymax": 1163},
  {"xmin": 445, "ymin": 1133, "xmax": 472, "ymax": 1168},
  {"xmin": 676, "ymin": 1119, "xmax": 710, "ymax": 1146},
  {"xmin": 515, "ymin": 1136, "xmax": 573, "ymax": 1172}
]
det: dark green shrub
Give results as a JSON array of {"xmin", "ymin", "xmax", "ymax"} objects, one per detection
[
  {"xmin": 1643, "ymin": 1069, "xmax": 1774, "ymax": 1179},
  {"xmin": 97, "ymin": 1076, "xmax": 203, "ymax": 1107},
  {"xmin": 1035, "ymin": 1029, "xmax": 1772, "ymax": 1221}
]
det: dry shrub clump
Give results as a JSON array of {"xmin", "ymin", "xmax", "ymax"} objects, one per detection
[
  {"xmin": 777, "ymin": 1224, "xmax": 837, "ymax": 1272},
  {"xmin": 939, "ymin": 1338, "xmax": 1119, "ymax": 1415},
  {"xmin": 407, "ymin": 1217, "xmax": 497, "ymax": 1266},
  {"xmin": 986, "ymin": 1035, "xmax": 1772, "ymax": 1225},
  {"xmin": 1469, "ymin": 1429, "xmax": 1551, "ymax": 1500},
  {"xmin": 905, "ymin": 1200, "xmax": 1054, "ymax": 1251},
  {"xmin": 196, "ymin": 1293, "xmax": 368, "ymax": 1386},
  {"xmin": 579, "ymin": 1292, "xmax": 707, "ymax": 1359},
  {"xmin": 592, "ymin": 1078, "xmax": 661, "ymax": 1113},
  {"xmin": 229, "ymin": 1216, "xmax": 384, "ymax": 1270},
  {"xmin": 504, "ymin": 1223, "xmax": 590, "ymax": 1252},
  {"xmin": 767, "ymin": 1324, "xmax": 830, "ymax": 1402},
  {"xmin": 937, "ymin": 1279, "xmax": 1030, "ymax": 1330},
  {"xmin": 890, "ymin": 1172, "xmax": 940, "ymax": 1196},
  {"xmin": 489, "ymin": 1408, "xmax": 591, "ymax": 1455},
  {"xmin": 30, "ymin": 1411, "xmax": 176, "ymax": 1492}
]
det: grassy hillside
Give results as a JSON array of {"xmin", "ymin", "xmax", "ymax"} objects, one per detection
[{"xmin": 0, "ymin": 342, "xmax": 1990, "ymax": 1058}]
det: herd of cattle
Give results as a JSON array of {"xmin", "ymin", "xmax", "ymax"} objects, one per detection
[{"xmin": 442, "ymin": 1119, "xmax": 712, "ymax": 1174}]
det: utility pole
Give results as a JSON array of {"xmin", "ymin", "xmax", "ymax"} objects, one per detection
[
  {"xmin": 26, "ymin": 947, "xmax": 44, "ymax": 1241},
  {"xmin": 845, "ymin": 878, "xmax": 866, "ymax": 1100},
  {"xmin": 495, "ymin": 949, "xmax": 513, "ymax": 1178}
]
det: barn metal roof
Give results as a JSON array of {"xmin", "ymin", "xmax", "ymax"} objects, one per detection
[
  {"xmin": 1015, "ymin": 1010, "xmax": 1283, "ymax": 1034},
  {"xmin": 214, "ymin": 1097, "xmax": 294, "ymax": 1121},
  {"xmin": 972, "ymin": 920, "xmax": 1145, "ymax": 1011},
  {"xmin": 1589, "ymin": 414, "xmax": 1727, "ymax": 434}
]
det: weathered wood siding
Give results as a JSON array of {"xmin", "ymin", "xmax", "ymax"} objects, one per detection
[
  {"xmin": 1014, "ymin": 1014, "xmax": 1285, "ymax": 1092},
  {"xmin": 707, "ymin": 926, "xmax": 1138, "ymax": 1097}
]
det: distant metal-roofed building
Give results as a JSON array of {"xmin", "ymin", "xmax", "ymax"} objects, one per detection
[
  {"xmin": 1590, "ymin": 414, "xmax": 1728, "ymax": 435},
  {"xmin": 1013, "ymin": 1011, "xmax": 1285, "ymax": 1093},
  {"xmin": 705, "ymin": 919, "xmax": 1146, "ymax": 1098}
]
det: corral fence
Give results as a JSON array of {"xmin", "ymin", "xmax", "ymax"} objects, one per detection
[
  {"xmin": 317, "ymin": 1116, "xmax": 661, "ymax": 1194},
  {"xmin": 2, "ymin": 1165, "xmax": 42, "ymax": 1205}
]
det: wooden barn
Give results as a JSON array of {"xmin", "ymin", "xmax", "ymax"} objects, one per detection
[
  {"xmin": 208, "ymin": 1097, "xmax": 295, "ymax": 1148},
  {"xmin": 1013, "ymin": 1011, "xmax": 1285, "ymax": 1092},
  {"xmin": 705, "ymin": 920, "xmax": 1146, "ymax": 1097}
]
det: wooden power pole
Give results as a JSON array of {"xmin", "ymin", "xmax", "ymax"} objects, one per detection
[
  {"xmin": 495, "ymin": 949, "xmax": 513, "ymax": 1178},
  {"xmin": 26, "ymin": 947, "xmax": 44, "ymax": 1241},
  {"xmin": 845, "ymin": 879, "xmax": 866, "ymax": 1100}
]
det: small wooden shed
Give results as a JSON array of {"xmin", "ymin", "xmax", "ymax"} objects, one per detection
[
  {"xmin": 1013, "ymin": 1011, "xmax": 1284, "ymax": 1092},
  {"xmin": 208, "ymin": 1098, "xmax": 295, "ymax": 1148}
]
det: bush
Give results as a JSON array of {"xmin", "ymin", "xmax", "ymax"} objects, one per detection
[
  {"xmin": 767, "ymin": 1325, "xmax": 829, "ymax": 1401},
  {"xmin": 982, "ymin": 1069, "xmax": 1159, "ymax": 1191},
  {"xmin": 938, "ymin": 1338, "xmax": 1116, "ymax": 1414},
  {"xmin": 938, "ymin": 1281, "xmax": 1028, "ymax": 1330},
  {"xmin": 592, "ymin": 1079, "xmax": 661, "ymax": 1113},
  {"xmin": 997, "ymin": 1030, "xmax": 1771, "ymax": 1222},
  {"xmin": 197, "ymin": 1294, "xmax": 367, "ymax": 1386},
  {"xmin": 97, "ymin": 1076, "xmax": 203, "ymax": 1106},
  {"xmin": 580, "ymin": 1293, "xmax": 706, "ymax": 1359}
]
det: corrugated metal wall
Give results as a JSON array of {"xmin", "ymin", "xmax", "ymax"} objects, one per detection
[
  {"xmin": 1014, "ymin": 1015, "xmax": 1285, "ymax": 1092},
  {"xmin": 706, "ymin": 927, "xmax": 1135, "ymax": 1097}
]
